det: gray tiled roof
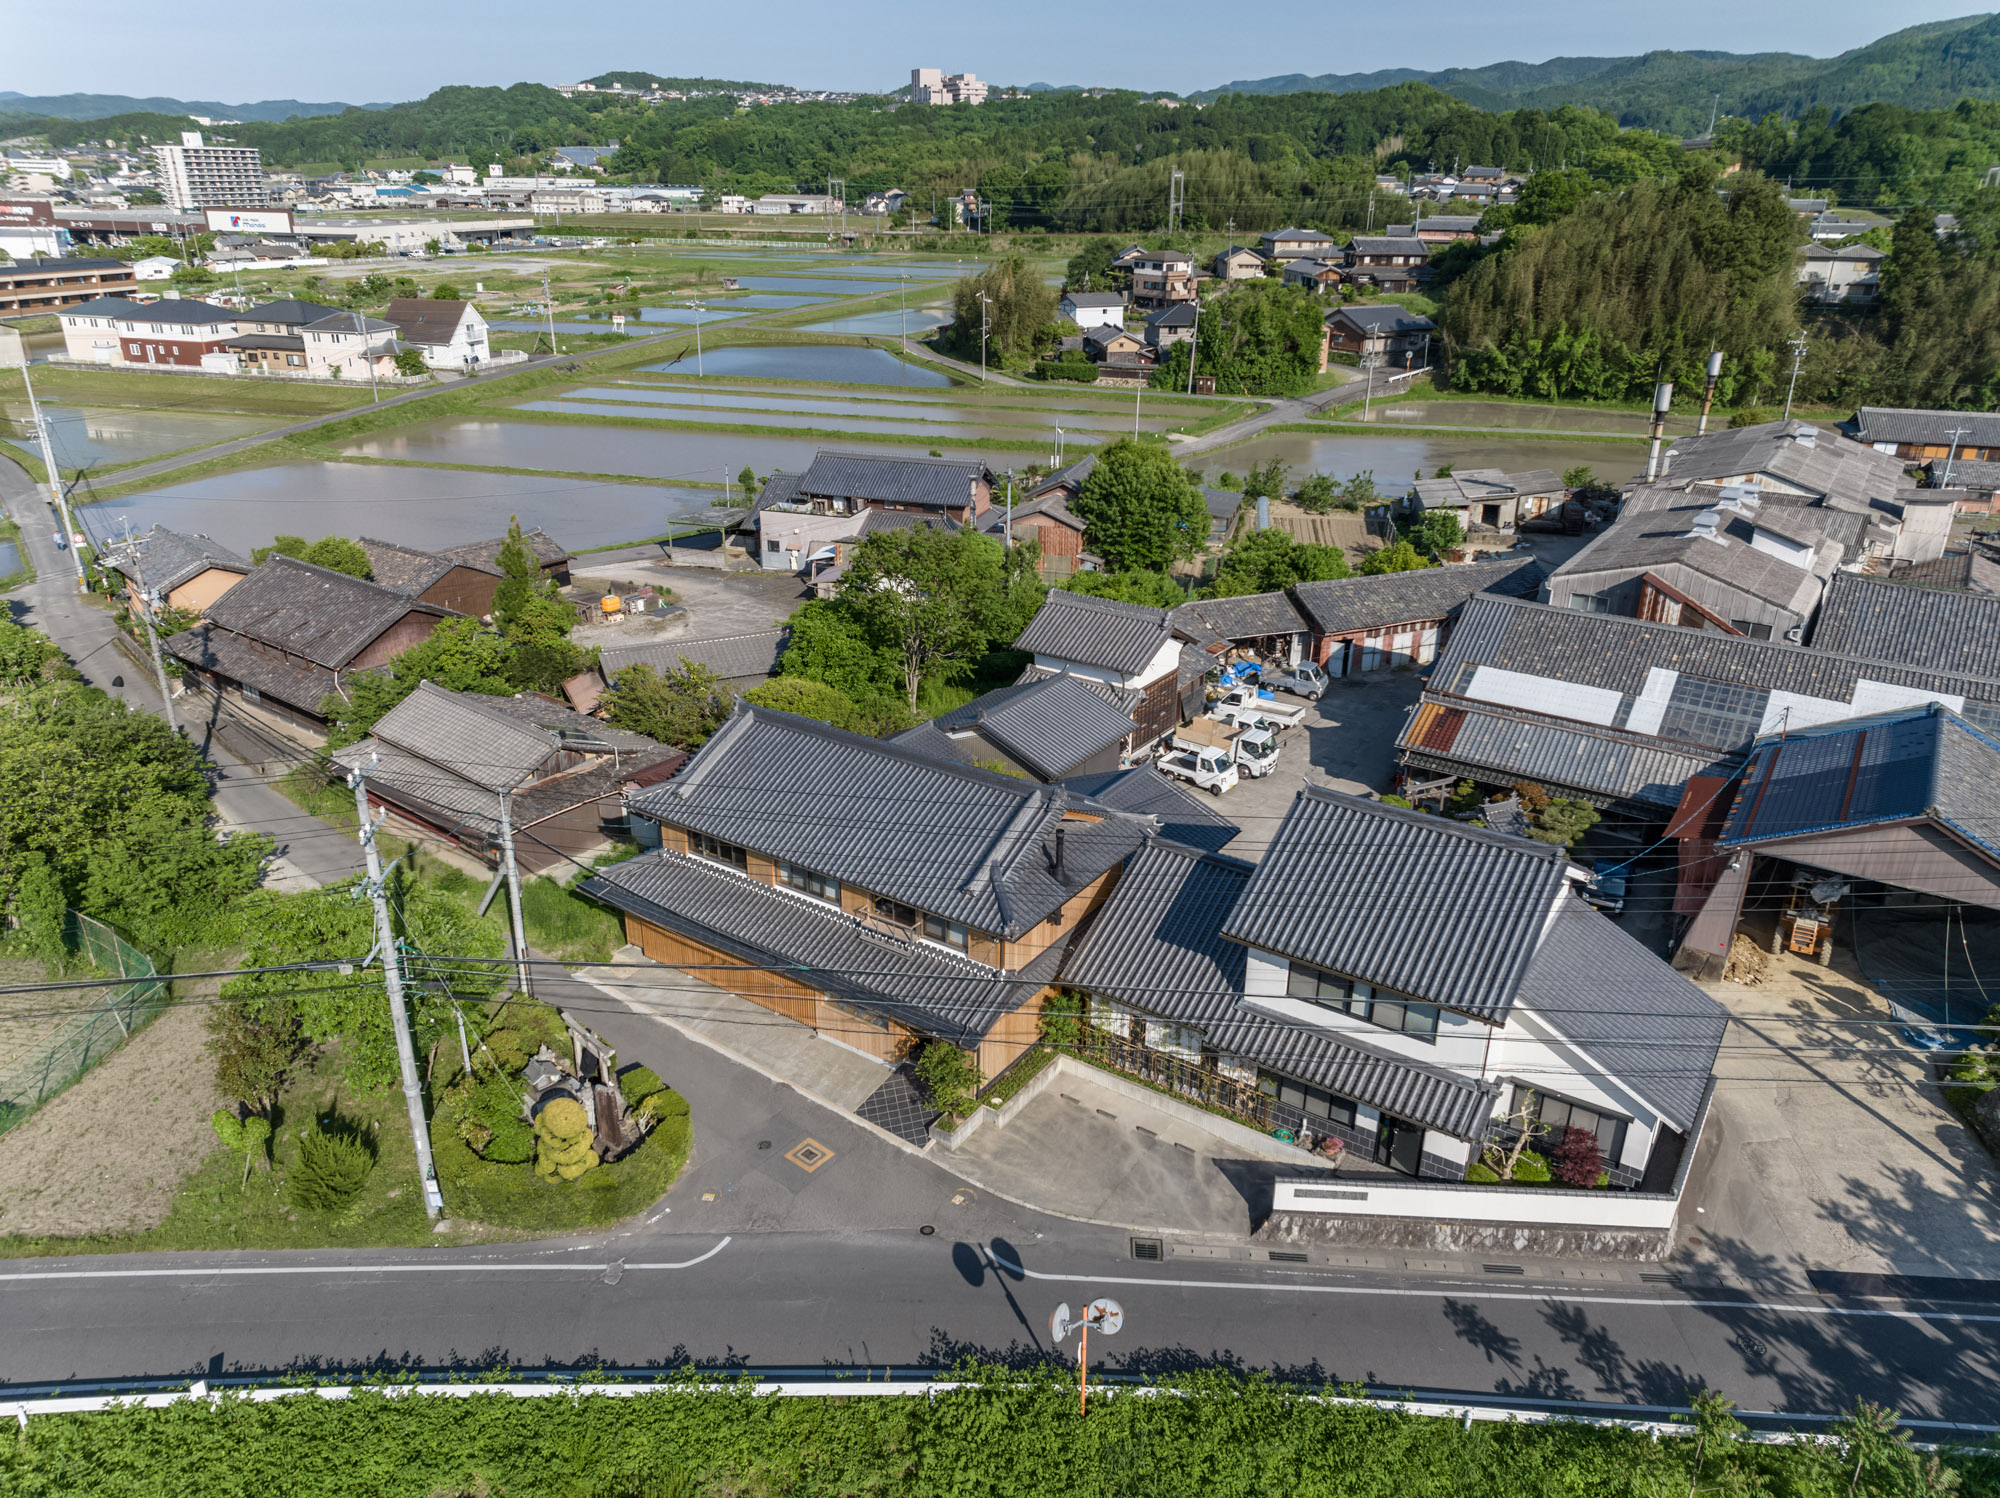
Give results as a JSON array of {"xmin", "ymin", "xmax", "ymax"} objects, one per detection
[
  {"xmin": 371, "ymin": 681, "xmax": 561, "ymax": 792},
  {"xmin": 1015, "ymin": 589, "xmax": 1177, "ymax": 676},
  {"xmin": 1221, "ymin": 787, "xmax": 1571, "ymax": 1023},
  {"xmin": 1430, "ymin": 593, "xmax": 2000, "ymax": 738},
  {"xmin": 926, "ymin": 674, "xmax": 1134, "ymax": 780},
  {"xmin": 1206, "ymin": 1010, "xmax": 1499, "ymax": 1138},
  {"xmin": 982, "ymin": 492, "xmax": 1086, "ymax": 536},
  {"xmin": 1400, "ymin": 699, "xmax": 1726, "ymax": 808},
  {"xmin": 1850, "ymin": 407, "xmax": 2000, "ymax": 450},
  {"xmin": 358, "ymin": 537, "xmax": 464, "ymax": 596},
  {"xmin": 1347, "ymin": 237, "xmax": 1434, "ymax": 258},
  {"xmin": 1925, "ymin": 459, "xmax": 2000, "ymax": 492},
  {"xmin": 853, "ymin": 508, "xmax": 959, "ymax": 538},
  {"xmin": 1809, "ymin": 572, "xmax": 2000, "ymax": 678},
  {"xmin": 1718, "ymin": 703, "xmax": 2000, "ymax": 861},
  {"xmin": 199, "ymin": 555, "xmax": 456, "ymax": 668},
  {"xmin": 1175, "ymin": 591, "xmax": 1307, "ymax": 642},
  {"xmin": 1329, "ymin": 305, "xmax": 1434, "ymax": 334},
  {"xmin": 1057, "ymin": 765, "xmax": 1239, "ymax": 853},
  {"xmin": 1062, "ymin": 839, "xmax": 1253, "ymax": 1027},
  {"xmin": 110, "ymin": 525, "xmax": 252, "ymax": 596},
  {"xmin": 581, "ymin": 847, "xmax": 1058, "ymax": 1046},
  {"xmin": 1653, "ymin": 420, "xmax": 1907, "ymax": 508},
  {"xmin": 164, "ymin": 622, "xmax": 346, "ymax": 716},
  {"xmin": 1061, "ymin": 291, "xmax": 1125, "ymax": 307},
  {"xmin": 1033, "ymin": 454, "xmax": 1098, "ymax": 497},
  {"xmin": 435, "ymin": 527, "xmax": 570, "ymax": 571},
  {"xmin": 1289, "ymin": 555, "xmax": 1541, "ymax": 636},
  {"xmin": 241, "ymin": 298, "xmax": 345, "ymax": 327},
  {"xmin": 383, "ymin": 297, "xmax": 472, "ymax": 346},
  {"xmin": 1548, "ymin": 502, "xmax": 1833, "ymax": 615},
  {"xmin": 1511, "ymin": 894, "xmax": 1726, "ymax": 1132},
  {"xmin": 798, "ymin": 451, "xmax": 991, "ymax": 509},
  {"xmin": 626, "ymin": 703, "xmax": 1149, "ymax": 938},
  {"xmin": 749, "ymin": 470, "xmax": 804, "ymax": 519},
  {"xmin": 600, "ymin": 628, "xmax": 791, "ymax": 684}
]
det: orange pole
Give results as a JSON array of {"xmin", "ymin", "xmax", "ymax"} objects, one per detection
[{"xmin": 1079, "ymin": 1319, "xmax": 1089, "ymax": 1415}]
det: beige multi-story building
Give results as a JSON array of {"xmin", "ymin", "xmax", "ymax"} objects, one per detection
[
  {"xmin": 910, "ymin": 68, "xmax": 988, "ymax": 105},
  {"xmin": 151, "ymin": 131, "xmax": 269, "ymax": 212}
]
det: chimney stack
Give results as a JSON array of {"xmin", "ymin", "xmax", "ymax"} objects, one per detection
[
  {"xmin": 1696, "ymin": 351, "xmax": 1724, "ymax": 436},
  {"xmin": 1644, "ymin": 382, "xmax": 1675, "ymax": 481}
]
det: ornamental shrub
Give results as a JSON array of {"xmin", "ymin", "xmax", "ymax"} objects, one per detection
[
  {"xmin": 533, "ymin": 1096, "xmax": 599, "ymax": 1182},
  {"xmin": 1511, "ymin": 1150, "xmax": 1552, "ymax": 1183},
  {"xmin": 1465, "ymin": 1161, "xmax": 1501, "ymax": 1183},
  {"xmin": 287, "ymin": 1125, "xmax": 376, "ymax": 1210},
  {"xmin": 618, "ymin": 1066, "xmax": 666, "ymax": 1109},
  {"xmin": 635, "ymin": 1088, "xmax": 688, "ymax": 1128},
  {"xmin": 1553, "ymin": 1125, "xmax": 1606, "ymax": 1187}
]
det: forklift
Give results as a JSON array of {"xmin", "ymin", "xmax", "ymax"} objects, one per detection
[{"xmin": 1770, "ymin": 871, "xmax": 1847, "ymax": 964}]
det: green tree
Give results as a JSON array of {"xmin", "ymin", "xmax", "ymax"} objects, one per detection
[
  {"xmin": 1409, "ymin": 509, "xmax": 1464, "ymax": 560},
  {"xmin": 208, "ymin": 1001, "xmax": 303, "ymax": 1119},
  {"xmin": 779, "ymin": 597, "xmax": 902, "ymax": 702},
  {"xmin": 742, "ymin": 676, "xmax": 865, "ymax": 731},
  {"xmin": 322, "ymin": 617, "xmax": 514, "ymax": 748},
  {"xmin": 1294, "ymin": 473, "xmax": 1338, "ymax": 514},
  {"xmin": 1358, "ymin": 540, "xmax": 1432, "ymax": 575},
  {"xmin": 914, "ymin": 1040, "xmax": 980, "ymax": 1119},
  {"xmin": 393, "ymin": 348, "xmax": 429, "ymax": 376},
  {"xmin": 430, "ymin": 282, "xmax": 460, "ymax": 299},
  {"xmin": 736, "ymin": 465, "xmax": 759, "ymax": 499},
  {"xmin": 488, "ymin": 515, "xmax": 587, "ymax": 691},
  {"xmin": 1561, "ymin": 464, "xmax": 1596, "ymax": 490},
  {"xmin": 1058, "ymin": 570, "xmax": 1187, "ymax": 608},
  {"xmin": 1241, "ymin": 457, "xmax": 1290, "ymax": 507},
  {"xmin": 941, "ymin": 255, "xmax": 1062, "ymax": 365},
  {"xmin": 602, "ymin": 661, "xmax": 731, "ymax": 748},
  {"xmin": 1338, "ymin": 472, "xmax": 1379, "ymax": 511},
  {"xmin": 1204, "ymin": 530, "xmax": 1350, "ymax": 597},
  {"xmin": 1511, "ymin": 166, "xmax": 1593, "ymax": 226},
  {"xmin": 253, "ymin": 535, "xmax": 372, "ymax": 579},
  {"xmin": 1065, "ymin": 236, "xmax": 1124, "ymax": 291},
  {"xmin": 1071, "ymin": 438, "xmax": 1210, "ymax": 573}
]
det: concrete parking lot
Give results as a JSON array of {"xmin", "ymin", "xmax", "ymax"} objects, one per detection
[{"xmin": 1215, "ymin": 671, "xmax": 1425, "ymax": 860}]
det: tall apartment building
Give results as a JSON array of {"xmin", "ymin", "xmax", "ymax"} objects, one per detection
[
  {"xmin": 151, "ymin": 131, "xmax": 270, "ymax": 212},
  {"xmin": 910, "ymin": 68, "xmax": 988, "ymax": 106}
]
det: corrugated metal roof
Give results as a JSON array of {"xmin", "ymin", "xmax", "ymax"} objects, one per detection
[
  {"xmin": 1811, "ymin": 572, "xmax": 2000, "ymax": 678},
  {"xmin": 928, "ymin": 675, "xmax": 1134, "ymax": 781},
  {"xmin": 1511, "ymin": 894, "xmax": 1727, "ymax": 1133},
  {"xmin": 1851, "ymin": 407, "xmax": 2000, "ymax": 450},
  {"xmin": 1289, "ymin": 556, "xmax": 1541, "ymax": 636},
  {"xmin": 373, "ymin": 681, "xmax": 559, "ymax": 791},
  {"xmin": 798, "ymin": 451, "xmax": 991, "ymax": 509},
  {"xmin": 1653, "ymin": 420, "xmax": 1907, "ymax": 508},
  {"xmin": 1220, "ymin": 787, "xmax": 1570, "ymax": 1022},
  {"xmin": 1015, "ymin": 590, "xmax": 1177, "ymax": 676},
  {"xmin": 1399, "ymin": 700, "xmax": 1725, "ymax": 808},
  {"xmin": 1548, "ymin": 503, "xmax": 1831, "ymax": 615},
  {"xmin": 200, "ymin": 555, "xmax": 457, "ymax": 668},
  {"xmin": 600, "ymin": 629, "xmax": 791, "ymax": 683},
  {"xmin": 626, "ymin": 703, "xmax": 1148, "ymax": 937},
  {"xmin": 581, "ymin": 848, "xmax": 1053, "ymax": 1045}
]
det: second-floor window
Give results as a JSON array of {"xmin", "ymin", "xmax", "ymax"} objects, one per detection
[
  {"xmin": 778, "ymin": 861, "xmax": 839, "ymax": 903},
  {"xmin": 689, "ymin": 830, "xmax": 748, "ymax": 871},
  {"xmin": 872, "ymin": 895, "xmax": 970, "ymax": 951},
  {"xmin": 1286, "ymin": 962, "xmax": 1439, "ymax": 1041}
]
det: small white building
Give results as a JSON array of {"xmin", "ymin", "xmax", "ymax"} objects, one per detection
[
  {"xmin": 132, "ymin": 256, "xmax": 182, "ymax": 281},
  {"xmin": 1059, "ymin": 291, "xmax": 1125, "ymax": 331},
  {"xmin": 380, "ymin": 297, "xmax": 489, "ymax": 369}
]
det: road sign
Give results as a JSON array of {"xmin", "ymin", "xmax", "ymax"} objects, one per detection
[
  {"xmin": 1085, "ymin": 1298, "xmax": 1124, "ymax": 1335},
  {"xmin": 1049, "ymin": 1301, "xmax": 1073, "ymax": 1345}
]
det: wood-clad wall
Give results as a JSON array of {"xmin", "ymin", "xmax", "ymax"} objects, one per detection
[
  {"xmin": 977, "ymin": 989, "xmax": 1049, "ymax": 1084},
  {"xmin": 1002, "ymin": 864, "xmax": 1121, "ymax": 968}
]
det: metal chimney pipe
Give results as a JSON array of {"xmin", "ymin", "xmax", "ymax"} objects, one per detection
[
  {"xmin": 1696, "ymin": 351, "xmax": 1724, "ymax": 436},
  {"xmin": 1644, "ymin": 382, "xmax": 1675, "ymax": 482},
  {"xmin": 1053, "ymin": 824, "xmax": 1067, "ymax": 885}
]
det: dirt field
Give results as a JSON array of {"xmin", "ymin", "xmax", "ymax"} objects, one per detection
[
  {"xmin": 0, "ymin": 959, "xmax": 109, "ymax": 1075},
  {"xmin": 0, "ymin": 991, "xmax": 223, "ymax": 1239}
]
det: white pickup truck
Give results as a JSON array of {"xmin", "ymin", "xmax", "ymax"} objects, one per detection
[
  {"xmin": 1156, "ymin": 745, "xmax": 1239, "ymax": 796},
  {"xmin": 1171, "ymin": 719, "xmax": 1282, "ymax": 779},
  {"xmin": 1209, "ymin": 688, "xmax": 1308, "ymax": 732}
]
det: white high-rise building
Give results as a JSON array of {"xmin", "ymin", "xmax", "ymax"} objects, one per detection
[
  {"xmin": 151, "ymin": 131, "xmax": 270, "ymax": 212},
  {"xmin": 910, "ymin": 68, "xmax": 987, "ymax": 106}
]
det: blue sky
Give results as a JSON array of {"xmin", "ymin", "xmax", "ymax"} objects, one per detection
[{"xmin": 6, "ymin": 1, "xmax": 1986, "ymax": 104}]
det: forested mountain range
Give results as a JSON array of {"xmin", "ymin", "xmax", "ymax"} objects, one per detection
[
  {"xmin": 0, "ymin": 92, "xmax": 377, "ymax": 123},
  {"xmin": 1190, "ymin": 15, "xmax": 2000, "ymax": 134}
]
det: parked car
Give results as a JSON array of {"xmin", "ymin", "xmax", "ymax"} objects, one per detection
[
  {"xmin": 1172, "ymin": 719, "xmax": 1281, "ymax": 778},
  {"xmin": 1260, "ymin": 661, "xmax": 1329, "ymax": 700},
  {"xmin": 1209, "ymin": 688, "xmax": 1307, "ymax": 732},
  {"xmin": 1156, "ymin": 745, "xmax": 1239, "ymax": 796},
  {"xmin": 1580, "ymin": 869, "xmax": 1627, "ymax": 914}
]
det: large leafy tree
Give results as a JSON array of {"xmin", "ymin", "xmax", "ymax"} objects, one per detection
[
  {"xmin": 490, "ymin": 516, "xmax": 589, "ymax": 692},
  {"xmin": 940, "ymin": 256, "xmax": 1063, "ymax": 365},
  {"xmin": 322, "ymin": 617, "xmax": 513, "ymax": 748},
  {"xmin": 1204, "ymin": 530, "xmax": 1351, "ymax": 598},
  {"xmin": 1072, "ymin": 439, "xmax": 1210, "ymax": 573},
  {"xmin": 252, "ymin": 535, "xmax": 372, "ymax": 579},
  {"xmin": 1152, "ymin": 281, "xmax": 1328, "ymax": 397},
  {"xmin": 601, "ymin": 661, "xmax": 731, "ymax": 749},
  {"xmin": 1058, "ymin": 570, "xmax": 1187, "ymax": 608}
]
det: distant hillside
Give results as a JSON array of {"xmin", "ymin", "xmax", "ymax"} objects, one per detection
[
  {"xmin": 0, "ymin": 92, "xmax": 382, "ymax": 123},
  {"xmin": 581, "ymin": 72, "xmax": 789, "ymax": 93},
  {"xmin": 1191, "ymin": 14, "xmax": 2000, "ymax": 132}
]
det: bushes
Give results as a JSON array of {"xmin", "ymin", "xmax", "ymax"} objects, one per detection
[
  {"xmin": 533, "ymin": 1096, "xmax": 599, "ymax": 1182},
  {"xmin": 1552, "ymin": 1125, "xmax": 1607, "ymax": 1187},
  {"xmin": 1036, "ymin": 358, "xmax": 1098, "ymax": 382},
  {"xmin": 914, "ymin": 1041, "xmax": 980, "ymax": 1119},
  {"xmin": 287, "ymin": 1124, "xmax": 376, "ymax": 1211},
  {"xmin": 517, "ymin": 876, "xmax": 623, "ymax": 963},
  {"xmin": 1510, "ymin": 1150, "xmax": 1552, "ymax": 1183},
  {"xmin": 433, "ymin": 1103, "xmax": 689, "ymax": 1231},
  {"xmin": 618, "ymin": 1066, "xmax": 666, "ymax": 1109},
  {"xmin": 447, "ymin": 1069, "xmax": 535, "ymax": 1164}
]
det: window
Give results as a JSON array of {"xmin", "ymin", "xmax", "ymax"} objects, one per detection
[
  {"xmin": 1264, "ymin": 1073, "xmax": 1359, "ymax": 1128},
  {"xmin": 1286, "ymin": 962, "xmax": 1438, "ymax": 1041},
  {"xmin": 922, "ymin": 914, "xmax": 969, "ymax": 951},
  {"xmin": 766, "ymin": 539, "xmax": 782, "ymax": 553},
  {"xmin": 1729, "ymin": 620, "xmax": 1774, "ymax": 641},
  {"xmin": 777, "ymin": 861, "xmax": 838, "ymax": 903},
  {"xmin": 1567, "ymin": 591, "xmax": 1614, "ymax": 614},
  {"xmin": 873, "ymin": 895, "xmax": 919, "ymax": 929},
  {"xmin": 1522, "ymin": 1087, "xmax": 1628, "ymax": 1164},
  {"xmin": 689, "ymin": 830, "xmax": 748, "ymax": 871}
]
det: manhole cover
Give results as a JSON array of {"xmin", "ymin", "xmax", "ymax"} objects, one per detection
[
  {"xmin": 700, "ymin": 1192, "xmax": 716, "ymax": 1202},
  {"xmin": 757, "ymin": 1140, "xmax": 772, "ymax": 1150},
  {"xmin": 785, "ymin": 1138, "xmax": 835, "ymax": 1173},
  {"xmin": 949, "ymin": 1189, "xmax": 978, "ymax": 1208},
  {"xmin": 920, "ymin": 1225, "xmax": 936, "ymax": 1236}
]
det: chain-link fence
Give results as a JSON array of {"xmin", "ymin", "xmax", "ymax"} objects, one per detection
[{"xmin": 0, "ymin": 913, "xmax": 168, "ymax": 1137}]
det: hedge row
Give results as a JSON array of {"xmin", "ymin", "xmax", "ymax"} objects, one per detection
[{"xmin": 3, "ymin": 1372, "xmax": 1985, "ymax": 1498}]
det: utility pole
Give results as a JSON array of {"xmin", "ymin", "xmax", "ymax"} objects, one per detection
[
  {"xmin": 496, "ymin": 792, "xmax": 531, "ymax": 995},
  {"xmin": 1782, "ymin": 332, "xmax": 1807, "ymax": 420},
  {"xmin": 121, "ymin": 551, "xmax": 180, "ymax": 734},
  {"xmin": 686, "ymin": 299, "xmax": 706, "ymax": 375},
  {"xmin": 1186, "ymin": 300, "xmax": 1201, "ymax": 395},
  {"xmin": 20, "ymin": 360, "xmax": 85, "ymax": 592},
  {"xmin": 978, "ymin": 291, "xmax": 992, "ymax": 383},
  {"xmin": 349, "ymin": 760, "xmax": 443, "ymax": 1223},
  {"xmin": 1942, "ymin": 426, "xmax": 1972, "ymax": 488},
  {"xmin": 899, "ymin": 271, "xmax": 907, "ymax": 343},
  {"xmin": 1359, "ymin": 352, "xmax": 1382, "ymax": 423},
  {"xmin": 1168, "ymin": 168, "xmax": 1185, "ymax": 235}
]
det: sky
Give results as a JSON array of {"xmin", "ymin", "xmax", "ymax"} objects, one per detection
[{"xmin": 5, "ymin": 0, "xmax": 1990, "ymax": 104}]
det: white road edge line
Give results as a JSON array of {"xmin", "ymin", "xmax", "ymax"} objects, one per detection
[
  {"xmin": 985, "ymin": 1253, "xmax": 2000, "ymax": 1326},
  {"xmin": 0, "ymin": 1237, "xmax": 732, "ymax": 1282}
]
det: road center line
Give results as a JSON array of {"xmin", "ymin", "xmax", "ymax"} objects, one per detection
[
  {"xmin": 985, "ymin": 1252, "xmax": 2000, "ymax": 1326},
  {"xmin": 0, "ymin": 1237, "xmax": 732, "ymax": 1282}
]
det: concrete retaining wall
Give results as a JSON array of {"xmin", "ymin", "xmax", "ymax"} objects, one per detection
[{"xmin": 1255, "ymin": 1210, "xmax": 1672, "ymax": 1260}]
